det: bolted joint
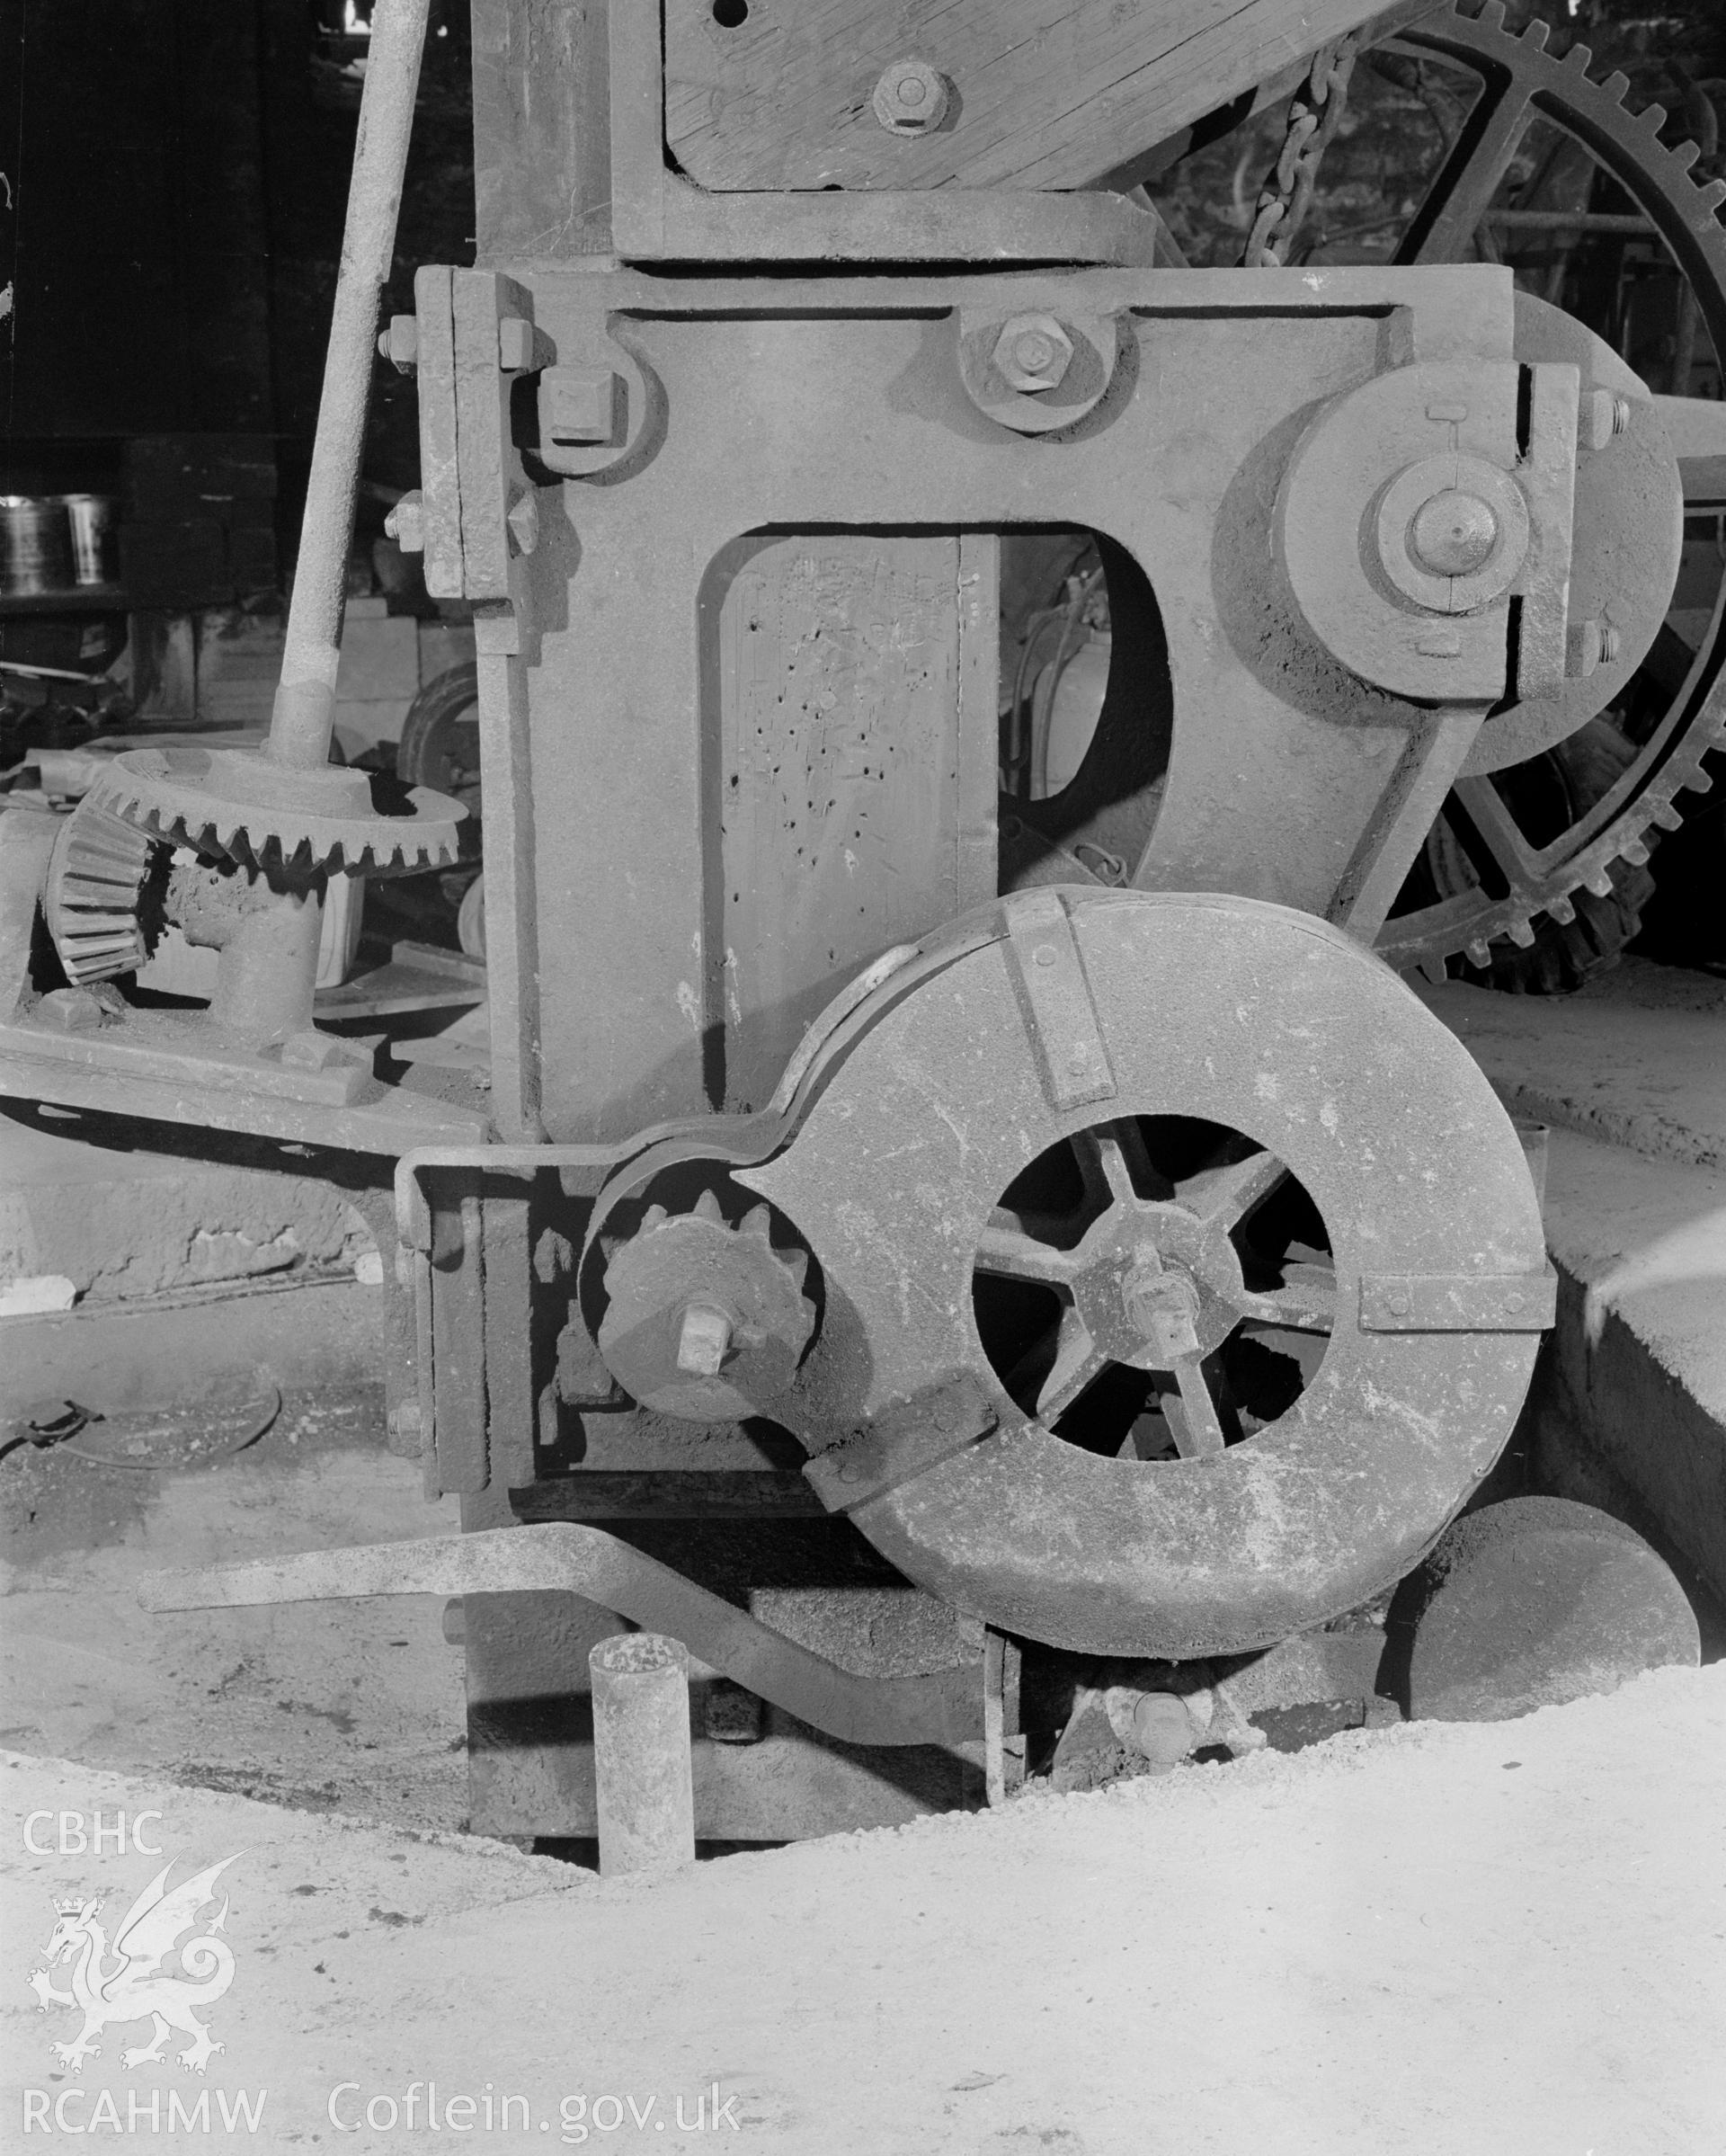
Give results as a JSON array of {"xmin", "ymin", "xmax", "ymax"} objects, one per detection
[
  {"xmin": 674, "ymin": 1302, "xmax": 734, "ymax": 1378},
  {"xmin": 992, "ymin": 314, "xmax": 1074, "ymax": 395},
  {"xmin": 872, "ymin": 58, "xmax": 950, "ymax": 135},
  {"xmin": 505, "ymin": 486, "xmax": 539, "ymax": 557},
  {"xmin": 1583, "ymin": 387, "xmax": 1633, "ymax": 453},
  {"xmin": 377, "ymin": 315, "xmax": 419, "ymax": 373},
  {"xmin": 384, "ymin": 491, "xmax": 425, "ymax": 554},
  {"xmin": 1122, "ymin": 1265, "xmax": 1201, "ymax": 1363},
  {"xmin": 280, "ymin": 1027, "xmax": 371, "ymax": 1074}
]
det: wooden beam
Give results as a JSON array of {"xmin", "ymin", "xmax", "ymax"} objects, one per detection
[{"xmin": 664, "ymin": 0, "xmax": 1420, "ymax": 196}]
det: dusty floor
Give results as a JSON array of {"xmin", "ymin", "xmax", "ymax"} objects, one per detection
[
  {"xmin": 2, "ymin": 1667, "xmax": 1722, "ymax": 2154},
  {"xmin": 0, "ymin": 1394, "xmax": 468, "ymax": 1832},
  {"xmin": 2, "ymin": 1406, "xmax": 1724, "ymax": 2152}
]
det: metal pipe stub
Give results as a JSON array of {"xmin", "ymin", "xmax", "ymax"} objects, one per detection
[{"xmin": 589, "ymin": 1633, "xmax": 697, "ymax": 1879}]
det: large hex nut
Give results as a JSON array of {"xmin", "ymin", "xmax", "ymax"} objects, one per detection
[
  {"xmin": 872, "ymin": 59, "xmax": 950, "ymax": 135},
  {"xmin": 992, "ymin": 314, "xmax": 1074, "ymax": 394}
]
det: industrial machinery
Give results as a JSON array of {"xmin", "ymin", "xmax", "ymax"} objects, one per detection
[{"xmin": 10, "ymin": 0, "xmax": 1722, "ymax": 1836}]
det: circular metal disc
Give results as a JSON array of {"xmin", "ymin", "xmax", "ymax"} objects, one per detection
[{"xmin": 743, "ymin": 890, "xmax": 1546, "ymax": 1659}]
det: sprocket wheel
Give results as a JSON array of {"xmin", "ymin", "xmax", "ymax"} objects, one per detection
[{"xmin": 1370, "ymin": 1, "xmax": 1726, "ymax": 976}]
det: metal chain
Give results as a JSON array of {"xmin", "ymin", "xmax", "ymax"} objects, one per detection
[{"xmin": 1240, "ymin": 34, "xmax": 1362, "ymax": 269}]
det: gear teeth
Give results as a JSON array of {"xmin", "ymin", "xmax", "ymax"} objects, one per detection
[
  {"xmin": 779, "ymin": 1249, "xmax": 810, "ymax": 1294},
  {"xmin": 1648, "ymin": 799, "xmax": 1686, "ymax": 831},
  {"xmin": 1561, "ymin": 40, "xmax": 1592, "ymax": 74},
  {"xmin": 1617, "ymin": 836, "xmax": 1651, "ymax": 867},
  {"xmin": 1583, "ymin": 868, "xmax": 1615, "ymax": 899},
  {"xmin": 739, "ymin": 1205, "xmax": 774, "ymax": 1246},
  {"xmin": 1601, "ymin": 72, "xmax": 1631, "ymax": 106},
  {"xmin": 1546, "ymin": 895, "xmax": 1576, "ymax": 925},
  {"xmin": 640, "ymin": 1204, "xmax": 669, "ymax": 1233},
  {"xmin": 1505, "ymin": 917, "xmax": 1537, "ymax": 949},
  {"xmin": 1478, "ymin": 0, "xmax": 1506, "ymax": 28},
  {"xmin": 1464, "ymin": 938, "xmax": 1491, "ymax": 968},
  {"xmin": 692, "ymin": 1189, "xmax": 726, "ymax": 1224},
  {"xmin": 1633, "ymin": 102, "xmax": 1667, "ymax": 136},
  {"xmin": 598, "ymin": 1234, "xmax": 621, "ymax": 1265},
  {"xmin": 1520, "ymin": 18, "xmax": 1549, "ymax": 50},
  {"xmin": 1671, "ymin": 140, "xmax": 1702, "ymax": 174},
  {"xmin": 1699, "ymin": 178, "xmax": 1726, "ymax": 217}
]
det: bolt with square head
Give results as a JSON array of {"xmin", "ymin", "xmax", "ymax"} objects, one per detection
[
  {"xmin": 675, "ymin": 1303, "xmax": 734, "ymax": 1378},
  {"xmin": 872, "ymin": 59, "xmax": 950, "ymax": 134},
  {"xmin": 539, "ymin": 365, "xmax": 623, "ymax": 450},
  {"xmin": 377, "ymin": 315, "xmax": 418, "ymax": 373},
  {"xmin": 384, "ymin": 490, "xmax": 425, "ymax": 554},
  {"xmin": 992, "ymin": 314, "xmax": 1074, "ymax": 395}
]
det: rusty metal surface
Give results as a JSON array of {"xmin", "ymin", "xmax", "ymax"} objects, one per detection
[{"xmin": 138, "ymin": 1523, "xmax": 984, "ymax": 1751}]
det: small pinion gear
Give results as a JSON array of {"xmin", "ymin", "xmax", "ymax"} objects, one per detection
[
  {"xmin": 44, "ymin": 798, "xmax": 158, "ymax": 984},
  {"xmin": 598, "ymin": 1190, "xmax": 817, "ymax": 1422}
]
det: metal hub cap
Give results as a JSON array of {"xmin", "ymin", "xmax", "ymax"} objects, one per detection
[{"xmin": 1407, "ymin": 489, "xmax": 1499, "ymax": 577}]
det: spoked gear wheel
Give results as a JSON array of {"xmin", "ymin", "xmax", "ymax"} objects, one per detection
[{"xmin": 1370, "ymin": 1, "xmax": 1726, "ymax": 977}]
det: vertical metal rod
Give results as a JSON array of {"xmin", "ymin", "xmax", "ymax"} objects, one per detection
[
  {"xmin": 270, "ymin": 0, "xmax": 432, "ymax": 771},
  {"xmin": 589, "ymin": 1634, "xmax": 696, "ymax": 1877}
]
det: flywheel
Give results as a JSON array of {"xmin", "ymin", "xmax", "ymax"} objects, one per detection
[{"xmin": 707, "ymin": 887, "xmax": 1554, "ymax": 1662}]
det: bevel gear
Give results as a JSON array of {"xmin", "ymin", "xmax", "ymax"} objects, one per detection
[
  {"xmin": 43, "ymin": 799, "xmax": 156, "ymax": 985},
  {"xmin": 595, "ymin": 1189, "xmax": 817, "ymax": 1422},
  {"xmin": 1371, "ymin": 2, "xmax": 1726, "ymax": 976},
  {"xmin": 85, "ymin": 741, "xmax": 464, "ymax": 878}
]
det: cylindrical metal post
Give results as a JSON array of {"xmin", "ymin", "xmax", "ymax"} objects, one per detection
[
  {"xmin": 589, "ymin": 1634, "xmax": 696, "ymax": 1878},
  {"xmin": 270, "ymin": 0, "xmax": 432, "ymax": 772}
]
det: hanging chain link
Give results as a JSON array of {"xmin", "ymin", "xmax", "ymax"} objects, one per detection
[{"xmin": 1240, "ymin": 34, "xmax": 1362, "ymax": 269}]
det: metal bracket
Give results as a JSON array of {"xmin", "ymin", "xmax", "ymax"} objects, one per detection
[
  {"xmin": 802, "ymin": 1374, "xmax": 1001, "ymax": 1515},
  {"xmin": 1001, "ymin": 888, "xmax": 1117, "ymax": 1112},
  {"xmin": 138, "ymin": 1523, "xmax": 983, "ymax": 1751},
  {"xmin": 1358, "ymin": 1267, "xmax": 1558, "ymax": 1332}
]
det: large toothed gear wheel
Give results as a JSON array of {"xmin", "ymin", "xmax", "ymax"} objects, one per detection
[
  {"xmin": 43, "ymin": 798, "xmax": 157, "ymax": 984},
  {"xmin": 85, "ymin": 743, "xmax": 464, "ymax": 878},
  {"xmin": 1371, "ymin": 2, "xmax": 1726, "ymax": 976},
  {"xmin": 734, "ymin": 889, "xmax": 1554, "ymax": 1661},
  {"xmin": 595, "ymin": 1189, "xmax": 817, "ymax": 1422}
]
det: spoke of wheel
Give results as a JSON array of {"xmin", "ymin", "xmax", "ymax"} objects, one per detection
[
  {"xmin": 974, "ymin": 1211, "xmax": 1081, "ymax": 1287},
  {"xmin": 1163, "ymin": 1356, "xmax": 1227, "ymax": 1458},
  {"xmin": 1036, "ymin": 1310, "xmax": 1110, "ymax": 1421},
  {"xmin": 1395, "ymin": 76, "xmax": 1535, "ymax": 265},
  {"xmin": 1235, "ymin": 1264, "xmax": 1337, "ymax": 1335},
  {"xmin": 1177, "ymin": 1147, "xmax": 1287, "ymax": 1228},
  {"xmin": 1450, "ymin": 775, "xmax": 1544, "ymax": 892},
  {"xmin": 1071, "ymin": 1119, "xmax": 1159, "ymax": 1211}
]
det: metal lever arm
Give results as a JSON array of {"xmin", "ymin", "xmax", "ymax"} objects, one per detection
[{"xmin": 138, "ymin": 1522, "xmax": 982, "ymax": 1752}]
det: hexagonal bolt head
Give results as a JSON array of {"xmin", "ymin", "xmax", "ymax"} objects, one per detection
[
  {"xmin": 280, "ymin": 1027, "xmax": 369, "ymax": 1074},
  {"xmin": 674, "ymin": 1303, "xmax": 734, "ymax": 1378},
  {"xmin": 377, "ymin": 314, "xmax": 419, "ymax": 372},
  {"xmin": 505, "ymin": 486, "xmax": 539, "ymax": 557},
  {"xmin": 992, "ymin": 314, "xmax": 1075, "ymax": 395},
  {"xmin": 872, "ymin": 58, "xmax": 950, "ymax": 134},
  {"xmin": 37, "ymin": 986, "xmax": 105, "ymax": 1034},
  {"xmin": 384, "ymin": 490, "xmax": 425, "ymax": 554},
  {"xmin": 1123, "ymin": 1270, "xmax": 1200, "ymax": 1362},
  {"xmin": 1569, "ymin": 617, "xmax": 1622, "ymax": 677},
  {"xmin": 1584, "ymin": 387, "xmax": 1633, "ymax": 453}
]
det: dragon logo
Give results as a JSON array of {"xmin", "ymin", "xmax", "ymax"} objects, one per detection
[{"xmin": 27, "ymin": 1853, "xmax": 242, "ymax": 2076}]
